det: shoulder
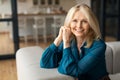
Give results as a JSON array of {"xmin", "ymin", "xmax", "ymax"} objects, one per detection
[
  {"xmin": 90, "ymin": 39, "xmax": 106, "ymax": 49},
  {"xmin": 85, "ymin": 39, "xmax": 106, "ymax": 56}
]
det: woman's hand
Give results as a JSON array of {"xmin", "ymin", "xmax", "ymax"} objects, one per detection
[
  {"xmin": 62, "ymin": 26, "xmax": 72, "ymax": 48},
  {"xmin": 54, "ymin": 26, "xmax": 72, "ymax": 48},
  {"xmin": 62, "ymin": 27, "xmax": 71, "ymax": 43},
  {"xmin": 54, "ymin": 26, "xmax": 64, "ymax": 46}
]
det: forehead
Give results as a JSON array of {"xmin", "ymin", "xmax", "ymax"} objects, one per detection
[{"xmin": 72, "ymin": 10, "xmax": 87, "ymax": 20}]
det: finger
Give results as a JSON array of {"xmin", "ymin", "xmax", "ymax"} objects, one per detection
[{"xmin": 63, "ymin": 26, "xmax": 70, "ymax": 31}]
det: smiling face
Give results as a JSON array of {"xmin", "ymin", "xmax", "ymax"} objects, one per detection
[{"xmin": 70, "ymin": 10, "xmax": 90, "ymax": 39}]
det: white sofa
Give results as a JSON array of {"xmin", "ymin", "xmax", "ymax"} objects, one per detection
[{"xmin": 16, "ymin": 42, "xmax": 120, "ymax": 80}]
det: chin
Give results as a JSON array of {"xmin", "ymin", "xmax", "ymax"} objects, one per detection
[{"xmin": 74, "ymin": 34, "xmax": 83, "ymax": 37}]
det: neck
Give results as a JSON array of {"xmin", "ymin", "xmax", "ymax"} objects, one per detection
[
  {"xmin": 74, "ymin": 36, "xmax": 87, "ymax": 53},
  {"xmin": 76, "ymin": 36, "xmax": 85, "ymax": 43}
]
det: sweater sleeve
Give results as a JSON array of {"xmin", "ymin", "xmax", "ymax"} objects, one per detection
[
  {"xmin": 40, "ymin": 43, "xmax": 63, "ymax": 68},
  {"xmin": 58, "ymin": 42, "xmax": 106, "ymax": 77}
]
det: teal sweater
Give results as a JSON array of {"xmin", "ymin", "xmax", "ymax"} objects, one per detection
[{"xmin": 40, "ymin": 39, "xmax": 108, "ymax": 80}]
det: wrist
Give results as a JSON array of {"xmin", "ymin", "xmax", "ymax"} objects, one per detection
[
  {"xmin": 64, "ymin": 42, "xmax": 70, "ymax": 48},
  {"xmin": 54, "ymin": 37, "xmax": 62, "ymax": 46}
]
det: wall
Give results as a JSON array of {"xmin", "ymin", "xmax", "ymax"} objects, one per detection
[{"xmin": 60, "ymin": 0, "xmax": 76, "ymax": 11}]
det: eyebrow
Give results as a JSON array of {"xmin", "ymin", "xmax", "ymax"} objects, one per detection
[
  {"xmin": 72, "ymin": 18, "xmax": 87, "ymax": 21},
  {"xmin": 82, "ymin": 19, "xmax": 87, "ymax": 21}
]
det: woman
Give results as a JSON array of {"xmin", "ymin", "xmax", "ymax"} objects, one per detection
[{"xmin": 40, "ymin": 4, "xmax": 110, "ymax": 80}]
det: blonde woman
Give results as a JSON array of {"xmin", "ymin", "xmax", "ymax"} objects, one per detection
[{"xmin": 40, "ymin": 4, "xmax": 110, "ymax": 80}]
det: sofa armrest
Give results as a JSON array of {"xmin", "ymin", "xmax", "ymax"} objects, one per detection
[
  {"xmin": 16, "ymin": 46, "xmax": 74, "ymax": 80},
  {"xmin": 107, "ymin": 42, "xmax": 120, "ymax": 74},
  {"xmin": 105, "ymin": 45, "xmax": 113, "ymax": 74},
  {"xmin": 16, "ymin": 46, "xmax": 44, "ymax": 80}
]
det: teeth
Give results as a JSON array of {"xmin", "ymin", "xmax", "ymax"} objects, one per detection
[{"xmin": 76, "ymin": 30, "xmax": 82, "ymax": 32}]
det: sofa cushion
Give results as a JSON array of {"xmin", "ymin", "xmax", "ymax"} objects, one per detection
[
  {"xmin": 107, "ymin": 42, "xmax": 120, "ymax": 74},
  {"xmin": 109, "ymin": 73, "xmax": 120, "ymax": 80},
  {"xmin": 105, "ymin": 45, "xmax": 113, "ymax": 74},
  {"xmin": 27, "ymin": 64, "xmax": 74, "ymax": 80}
]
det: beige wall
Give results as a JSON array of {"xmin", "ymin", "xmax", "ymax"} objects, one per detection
[{"xmin": 60, "ymin": 0, "xmax": 76, "ymax": 11}]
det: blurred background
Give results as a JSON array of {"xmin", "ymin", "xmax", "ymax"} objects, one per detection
[{"xmin": 0, "ymin": 0, "xmax": 120, "ymax": 80}]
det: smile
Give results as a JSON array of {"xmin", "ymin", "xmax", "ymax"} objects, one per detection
[{"xmin": 75, "ymin": 29, "xmax": 83, "ymax": 32}]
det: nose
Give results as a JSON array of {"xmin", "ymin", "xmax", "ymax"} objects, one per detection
[{"xmin": 77, "ymin": 21, "xmax": 82, "ymax": 28}]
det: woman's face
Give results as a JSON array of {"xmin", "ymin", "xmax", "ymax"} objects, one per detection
[{"xmin": 70, "ymin": 11, "xmax": 90, "ymax": 38}]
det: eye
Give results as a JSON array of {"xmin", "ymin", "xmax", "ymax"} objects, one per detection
[
  {"xmin": 72, "ymin": 19, "xmax": 77, "ymax": 23},
  {"xmin": 82, "ymin": 20, "xmax": 87, "ymax": 23}
]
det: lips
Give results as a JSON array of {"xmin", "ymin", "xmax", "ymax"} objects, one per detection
[{"xmin": 75, "ymin": 29, "xmax": 83, "ymax": 33}]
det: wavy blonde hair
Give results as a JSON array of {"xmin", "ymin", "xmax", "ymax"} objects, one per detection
[{"xmin": 64, "ymin": 4, "xmax": 101, "ymax": 48}]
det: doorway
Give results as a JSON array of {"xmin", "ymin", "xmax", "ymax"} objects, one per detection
[{"xmin": 0, "ymin": 0, "xmax": 19, "ymax": 60}]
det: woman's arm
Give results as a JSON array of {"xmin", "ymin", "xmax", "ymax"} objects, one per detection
[
  {"xmin": 40, "ymin": 26, "xmax": 64, "ymax": 68},
  {"xmin": 58, "ymin": 41, "xmax": 106, "ymax": 77},
  {"xmin": 40, "ymin": 42, "xmax": 63, "ymax": 68}
]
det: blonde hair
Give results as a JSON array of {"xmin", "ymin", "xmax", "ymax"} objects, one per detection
[{"xmin": 64, "ymin": 4, "xmax": 101, "ymax": 48}]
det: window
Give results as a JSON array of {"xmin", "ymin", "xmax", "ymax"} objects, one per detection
[
  {"xmin": 33, "ymin": 0, "xmax": 38, "ymax": 5},
  {"xmin": 48, "ymin": 0, "xmax": 52, "ymax": 5},
  {"xmin": 41, "ymin": 0, "xmax": 45, "ymax": 5},
  {"xmin": 55, "ymin": 0, "xmax": 59, "ymax": 5},
  {"xmin": 33, "ymin": 0, "xmax": 59, "ymax": 5}
]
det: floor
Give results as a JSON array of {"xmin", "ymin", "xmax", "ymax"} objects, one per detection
[
  {"xmin": 0, "ymin": 32, "xmax": 14, "ymax": 54},
  {"xmin": 0, "ymin": 59, "xmax": 17, "ymax": 80}
]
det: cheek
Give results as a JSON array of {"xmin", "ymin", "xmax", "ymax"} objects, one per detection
[
  {"xmin": 85, "ymin": 25, "xmax": 90, "ymax": 34},
  {"xmin": 84, "ymin": 24, "xmax": 90, "ymax": 30},
  {"xmin": 70, "ymin": 23, "xmax": 76, "ymax": 30},
  {"xmin": 70, "ymin": 24, "xmax": 75, "ymax": 30},
  {"xmin": 69, "ymin": 24, "xmax": 74, "ymax": 33},
  {"xmin": 70, "ymin": 22, "xmax": 76, "ymax": 27}
]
